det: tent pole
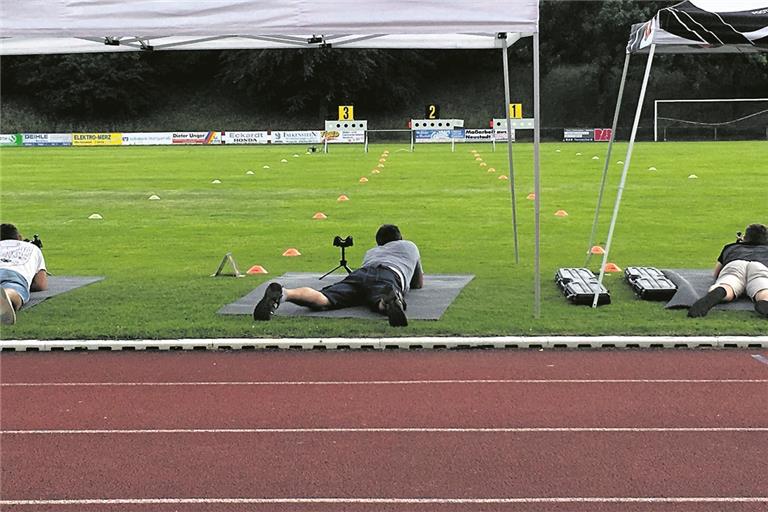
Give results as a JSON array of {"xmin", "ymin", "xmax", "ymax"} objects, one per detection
[
  {"xmin": 533, "ymin": 32, "xmax": 542, "ymax": 319},
  {"xmin": 585, "ymin": 52, "xmax": 631, "ymax": 266},
  {"xmin": 501, "ymin": 34, "xmax": 520, "ymax": 264},
  {"xmin": 592, "ymin": 44, "xmax": 656, "ymax": 308}
]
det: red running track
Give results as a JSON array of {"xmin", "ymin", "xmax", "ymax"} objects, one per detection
[{"xmin": 1, "ymin": 349, "xmax": 767, "ymax": 512}]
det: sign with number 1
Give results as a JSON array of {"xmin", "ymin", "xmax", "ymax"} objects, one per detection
[{"xmin": 509, "ymin": 103, "xmax": 523, "ymax": 119}]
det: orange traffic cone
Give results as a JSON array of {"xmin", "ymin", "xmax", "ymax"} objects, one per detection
[
  {"xmin": 554, "ymin": 210, "xmax": 569, "ymax": 217},
  {"xmin": 312, "ymin": 212, "xmax": 327, "ymax": 220},
  {"xmin": 526, "ymin": 193, "xmax": 536, "ymax": 200},
  {"xmin": 359, "ymin": 177, "xmax": 369, "ymax": 183},
  {"xmin": 603, "ymin": 262, "xmax": 622, "ymax": 273},
  {"xmin": 487, "ymin": 167, "xmax": 496, "ymax": 173},
  {"xmin": 590, "ymin": 245, "xmax": 605, "ymax": 255},
  {"xmin": 247, "ymin": 265, "xmax": 268, "ymax": 274},
  {"xmin": 498, "ymin": 175, "xmax": 508, "ymax": 180},
  {"xmin": 282, "ymin": 248, "xmax": 301, "ymax": 257},
  {"xmin": 337, "ymin": 195, "xmax": 349, "ymax": 201},
  {"xmin": 371, "ymin": 169, "xmax": 380, "ymax": 174}
]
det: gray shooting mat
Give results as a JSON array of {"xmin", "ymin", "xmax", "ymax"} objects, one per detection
[
  {"xmin": 218, "ymin": 272, "xmax": 474, "ymax": 320},
  {"xmin": 22, "ymin": 276, "xmax": 105, "ymax": 309},
  {"xmin": 662, "ymin": 269, "xmax": 752, "ymax": 310}
]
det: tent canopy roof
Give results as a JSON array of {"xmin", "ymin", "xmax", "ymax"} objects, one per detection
[
  {"xmin": 0, "ymin": 0, "xmax": 538, "ymax": 55},
  {"xmin": 627, "ymin": 0, "xmax": 768, "ymax": 54}
]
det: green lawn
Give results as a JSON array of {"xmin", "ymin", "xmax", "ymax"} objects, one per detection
[{"xmin": 0, "ymin": 141, "xmax": 766, "ymax": 339}]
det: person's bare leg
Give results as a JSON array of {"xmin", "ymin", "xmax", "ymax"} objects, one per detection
[
  {"xmin": 285, "ymin": 287, "xmax": 331, "ymax": 309},
  {"xmin": 0, "ymin": 287, "xmax": 20, "ymax": 325},
  {"xmin": 688, "ymin": 284, "xmax": 734, "ymax": 318}
]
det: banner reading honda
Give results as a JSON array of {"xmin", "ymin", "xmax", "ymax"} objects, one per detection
[
  {"xmin": 22, "ymin": 133, "xmax": 72, "ymax": 146},
  {"xmin": 221, "ymin": 131, "xmax": 270, "ymax": 144},
  {"xmin": 171, "ymin": 132, "xmax": 222, "ymax": 144},
  {"xmin": 271, "ymin": 131, "xmax": 323, "ymax": 144}
]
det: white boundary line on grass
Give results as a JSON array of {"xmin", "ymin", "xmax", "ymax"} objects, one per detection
[
  {"xmin": 2, "ymin": 497, "xmax": 767, "ymax": 505},
  {"xmin": 1, "ymin": 336, "xmax": 768, "ymax": 351}
]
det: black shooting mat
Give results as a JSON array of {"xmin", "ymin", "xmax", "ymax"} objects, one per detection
[
  {"xmin": 662, "ymin": 269, "xmax": 753, "ymax": 310},
  {"xmin": 218, "ymin": 272, "xmax": 475, "ymax": 320},
  {"xmin": 22, "ymin": 276, "xmax": 105, "ymax": 309}
]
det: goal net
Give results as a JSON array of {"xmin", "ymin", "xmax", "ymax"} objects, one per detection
[
  {"xmin": 654, "ymin": 98, "xmax": 768, "ymax": 141},
  {"xmin": 364, "ymin": 129, "xmax": 414, "ymax": 153}
]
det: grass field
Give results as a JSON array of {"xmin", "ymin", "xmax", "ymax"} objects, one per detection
[{"xmin": 0, "ymin": 141, "xmax": 766, "ymax": 339}]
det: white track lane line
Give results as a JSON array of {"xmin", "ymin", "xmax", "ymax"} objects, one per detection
[
  {"xmin": 3, "ymin": 427, "xmax": 768, "ymax": 435},
  {"xmin": 3, "ymin": 379, "xmax": 768, "ymax": 386},
  {"xmin": 1, "ymin": 497, "xmax": 767, "ymax": 505}
]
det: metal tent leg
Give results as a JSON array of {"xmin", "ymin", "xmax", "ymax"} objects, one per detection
[
  {"xmin": 585, "ymin": 52, "xmax": 631, "ymax": 266},
  {"xmin": 501, "ymin": 35, "xmax": 519, "ymax": 264},
  {"xmin": 593, "ymin": 45, "xmax": 656, "ymax": 308}
]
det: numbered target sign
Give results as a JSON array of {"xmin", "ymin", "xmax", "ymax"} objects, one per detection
[
  {"xmin": 509, "ymin": 103, "xmax": 523, "ymax": 119},
  {"xmin": 425, "ymin": 104, "xmax": 440, "ymax": 119},
  {"xmin": 338, "ymin": 105, "xmax": 354, "ymax": 121}
]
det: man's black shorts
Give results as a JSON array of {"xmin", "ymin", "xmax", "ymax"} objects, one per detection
[{"xmin": 320, "ymin": 265, "xmax": 401, "ymax": 310}]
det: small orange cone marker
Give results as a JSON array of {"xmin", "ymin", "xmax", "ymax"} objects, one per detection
[
  {"xmin": 359, "ymin": 177, "xmax": 369, "ymax": 183},
  {"xmin": 377, "ymin": 163, "xmax": 385, "ymax": 168},
  {"xmin": 247, "ymin": 265, "xmax": 268, "ymax": 274},
  {"xmin": 282, "ymin": 248, "xmax": 301, "ymax": 257},
  {"xmin": 480, "ymin": 162, "xmax": 487, "ymax": 167},
  {"xmin": 590, "ymin": 245, "xmax": 605, "ymax": 255},
  {"xmin": 312, "ymin": 212, "xmax": 327, "ymax": 220},
  {"xmin": 371, "ymin": 169, "xmax": 380, "ymax": 174},
  {"xmin": 475, "ymin": 157, "xmax": 483, "ymax": 162},
  {"xmin": 603, "ymin": 262, "xmax": 622, "ymax": 273},
  {"xmin": 498, "ymin": 175, "xmax": 509, "ymax": 180},
  {"xmin": 526, "ymin": 193, "xmax": 536, "ymax": 200},
  {"xmin": 337, "ymin": 195, "xmax": 349, "ymax": 201},
  {"xmin": 554, "ymin": 210, "xmax": 569, "ymax": 217},
  {"xmin": 487, "ymin": 167, "xmax": 496, "ymax": 173},
  {"xmin": 379, "ymin": 158, "xmax": 386, "ymax": 163}
]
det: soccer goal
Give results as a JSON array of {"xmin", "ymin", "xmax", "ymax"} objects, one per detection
[
  {"xmin": 654, "ymin": 98, "xmax": 768, "ymax": 141},
  {"xmin": 364, "ymin": 129, "xmax": 415, "ymax": 153}
]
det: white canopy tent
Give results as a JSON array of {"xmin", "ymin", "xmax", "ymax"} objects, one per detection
[
  {"xmin": 0, "ymin": 0, "xmax": 545, "ymax": 316},
  {"xmin": 587, "ymin": 0, "xmax": 768, "ymax": 307}
]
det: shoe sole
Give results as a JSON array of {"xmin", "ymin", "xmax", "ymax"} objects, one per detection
[
  {"xmin": 0, "ymin": 288, "xmax": 17, "ymax": 326},
  {"xmin": 253, "ymin": 283, "xmax": 282, "ymax": 321}
]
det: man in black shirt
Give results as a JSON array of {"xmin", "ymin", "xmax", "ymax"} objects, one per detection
[{"xmin": 688, "ymin": 223, "xmax": 768, "ymax": 318}]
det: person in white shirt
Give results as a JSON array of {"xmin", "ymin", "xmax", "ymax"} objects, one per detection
[{"xmin": 1, "ymin": 223, "xmax": 48, "ymax": 325}]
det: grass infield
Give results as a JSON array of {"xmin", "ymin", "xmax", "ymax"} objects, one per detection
[{"xmin": 0, "ymin": 141, "xmax": 766, "ymax": 339}]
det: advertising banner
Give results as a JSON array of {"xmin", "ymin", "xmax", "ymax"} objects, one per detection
[
  {"xmin": 322, "ymin": 130, "xmax": 365, "ymax": 144},
  {"xmin": 271, "ymin": 131, "xmax": 323, "ymax": 144},
  {"xmin": 414, "ymin": 129, "xmax": 465, "ymax": 143},
  {"xmin": 493, "ymin": 128, "xmax": 516, "ymax": 142},
  {"xmin": 72, "ymin": 133, "xmax": 123, "ymax": 146},
  {"xmin": 171, "ymin": 132, "xmax": 222, "ymax": 145},
  {"xmin": 222, "ymin": 131, "xmax": 270, "ymax": 144},
  {"xmin": 464, "ymin": 129, "xmax": 494, "ymax": 141},
  {"xmin": 564, "ymin": 128, "xmax": 612, "ymax": 142},
  {"xmin": 21, "ymin": 133, "xmax": 72, "ymax": 147},
  {"xmin": 122, "ymin": 132, "xmax": 174, "ymax": 146},
  {"xmin": 0, "ymin": 134, "xmax": 22, "ymax": 146}
]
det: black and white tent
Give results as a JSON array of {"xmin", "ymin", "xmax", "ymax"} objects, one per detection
[
  {"xmin": 587, "ymin": 0, "xmax": 768, "ymax": 307},
  {"xmin": 0, "ymin": 0, "xmax": 547, "ymax": 316}
]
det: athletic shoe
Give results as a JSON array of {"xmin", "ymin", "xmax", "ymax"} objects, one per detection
[
  {"xmin": 755, "ymin": 300, "xmax": 768, "ymax": 318},
  {"xmin": 253, "ymin": 283, "xmax": 283, "ymax": 321},
  {"xmin": 687, "ymin": 287, "xmax": 726, "ymax": 318},
  {"xmin": 0, "ymin": 288, "xmax": 16, "ymax": 326},
  {"xmin": 383, "ymin": 286, "xmax": 407, "ymax": 327}
]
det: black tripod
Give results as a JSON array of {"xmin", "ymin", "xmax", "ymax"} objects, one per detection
[{"xmin": 320, "ymin": 245, "xmax": 353, "ymax": 279}]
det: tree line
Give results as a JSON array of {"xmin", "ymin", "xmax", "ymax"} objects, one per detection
[{"xmin": 1, "ymin": 0, "xmax": 766, "ymax": 130}]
